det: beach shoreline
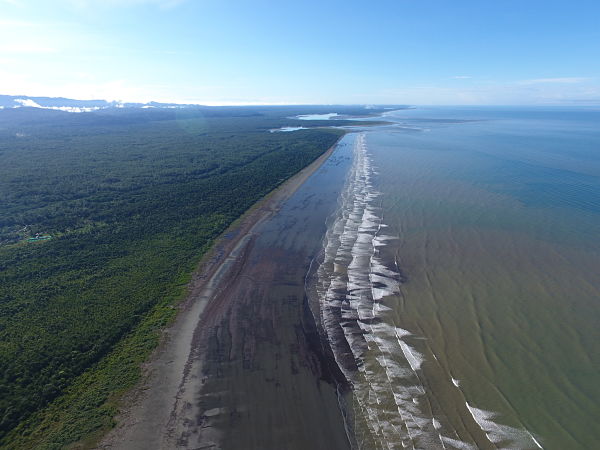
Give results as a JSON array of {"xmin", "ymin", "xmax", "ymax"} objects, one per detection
[{"xmin": 98, "ymin": 135, "xmax": 349, "ymax": 449}]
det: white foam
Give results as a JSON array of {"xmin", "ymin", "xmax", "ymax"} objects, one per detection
[
  {"xmin": 465, "ymin": 402, "xmax": 542, "ymax": 448},
  {"xmin": 528, "ymin": 430, "xmax": 544, "ymax": 449},
  {"xmin": 440, "ymin": 435, "xmax": 477, "ymax": 449},
  {"xmin": 395, "ymin": 327, "xmax": 412, "ymax": 339},
  {"xmin": 399, "ymin": 340, "xmax": 424, "ymax": 372},
  {"xmin": 311, "ymin": 133, "xmax": 452, "ymax": 446},
  {"xmin": 312, "ymin": 133, "xmax": 546, "ymax": 449}
]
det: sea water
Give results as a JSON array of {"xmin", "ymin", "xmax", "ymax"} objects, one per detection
[{"xmin": 308, "ymin": 107, "xmax": 600, "ymax": 449}]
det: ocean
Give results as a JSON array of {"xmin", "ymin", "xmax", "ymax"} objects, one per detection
[{"xmin": 307, "ymin": 107, "xmax": 600, "ymax": 449}]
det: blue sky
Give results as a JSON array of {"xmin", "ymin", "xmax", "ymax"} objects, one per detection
[{"xmin": 1, "ymin": 0, "xmax": 599, "ymax": 105}]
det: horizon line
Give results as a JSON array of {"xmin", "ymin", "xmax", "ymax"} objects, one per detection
[{"xmin": 1, "ymin": 93, "xmax": 600, "ymax": 108}]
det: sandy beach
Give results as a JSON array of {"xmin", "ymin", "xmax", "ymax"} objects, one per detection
[{"xmin": 98, "ymin": 136, "xmax": 353, "ymax": 450}]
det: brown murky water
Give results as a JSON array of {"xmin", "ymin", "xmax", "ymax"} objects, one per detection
[{"xmin": 309, "ymin": 108, "xmax": 600, "ymax": 449}]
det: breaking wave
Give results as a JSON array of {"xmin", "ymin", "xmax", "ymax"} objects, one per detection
[{"xmin": 307, "ymin": 133, "xmax": 543, "ymax": 449}]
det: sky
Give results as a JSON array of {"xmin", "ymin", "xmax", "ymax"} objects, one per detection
[{"xmin": 1, "ymin": 0, "xmax": 599, "ymax": 105}]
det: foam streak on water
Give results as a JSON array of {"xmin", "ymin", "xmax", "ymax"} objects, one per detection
[
  {"xmin": 311, "ymin": 133, "xmax": 543, "ymax": 449},
  {"xmin": 312, "ymin": 134, "xmax": 455, "ymax": 449}
]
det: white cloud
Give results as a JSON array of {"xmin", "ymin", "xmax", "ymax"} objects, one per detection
[
  {"xmin": 518, "ymin": 77, "xmax": 590, "ymax": 85},
  {"xmin": 452, "ymin": 76, "xmax": 472, "ymax": 79},
  {"xmin": 374, "ymin": 78, "xmax": 600, "ymax": 105},
  {"xmin": 0, "ymin": 43, "xmax": 57, "ymax": 53},
  {"xmin": 0, "ymin": 18, "xmax": 67, "ymax": 55},
  {"xmin": 14, "ymin": 98, "xmax": 41, "ymax": 107},
  {"xmin": 0, "ymin": 68, "xmax": 180, "ymax": 103},
  {"xmin": 67, "ymin": 0, "xmax": 187, "ymax": 9},
  {"xmin": 0, "ymin": 19, "xmax": 37, "ymax": 27},
  {"xmin": 14, "ymin": 98, "xmax": 101, "ymax": 112}
]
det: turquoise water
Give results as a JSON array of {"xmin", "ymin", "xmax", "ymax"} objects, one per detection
[{"xmin": 311, "ymin": 107, "xmax": 600, "ymax": 449}]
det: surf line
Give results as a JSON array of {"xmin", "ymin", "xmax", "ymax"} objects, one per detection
[
  {"xmin": 308, "ymin": 133, "xmax": 470, "ymax": 449},
  {"xmin": 309, "ymin": 132, "xmax": 547, "ymax": 450}
]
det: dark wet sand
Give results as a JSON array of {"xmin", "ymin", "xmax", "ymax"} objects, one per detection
[{"xmin": 99, "ymin": 138, "xmax": 354, "ymax": 450}]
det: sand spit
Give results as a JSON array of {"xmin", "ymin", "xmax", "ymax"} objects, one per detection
[{"xmin": 98, "ymin": 138, "xmax": 352, "ymax": 450}]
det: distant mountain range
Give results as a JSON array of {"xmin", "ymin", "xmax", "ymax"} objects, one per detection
[{"xmin": 0, "ymin": 95, "xmax": 201, "ymax": 112}]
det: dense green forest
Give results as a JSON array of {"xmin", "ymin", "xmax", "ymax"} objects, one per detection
[{"xmin": 0, "ymin": 105, "xmax": 390, "ymax": 448}]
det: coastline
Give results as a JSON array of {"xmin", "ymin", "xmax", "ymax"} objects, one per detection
[{"xmin": 99, "ymin": 134, "xmax": 351, "ymax": 449}]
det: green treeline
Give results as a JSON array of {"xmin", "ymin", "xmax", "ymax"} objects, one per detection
[{"xmin": 0, "ymin": 105, "xmax": 365, "ymax": 447}]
